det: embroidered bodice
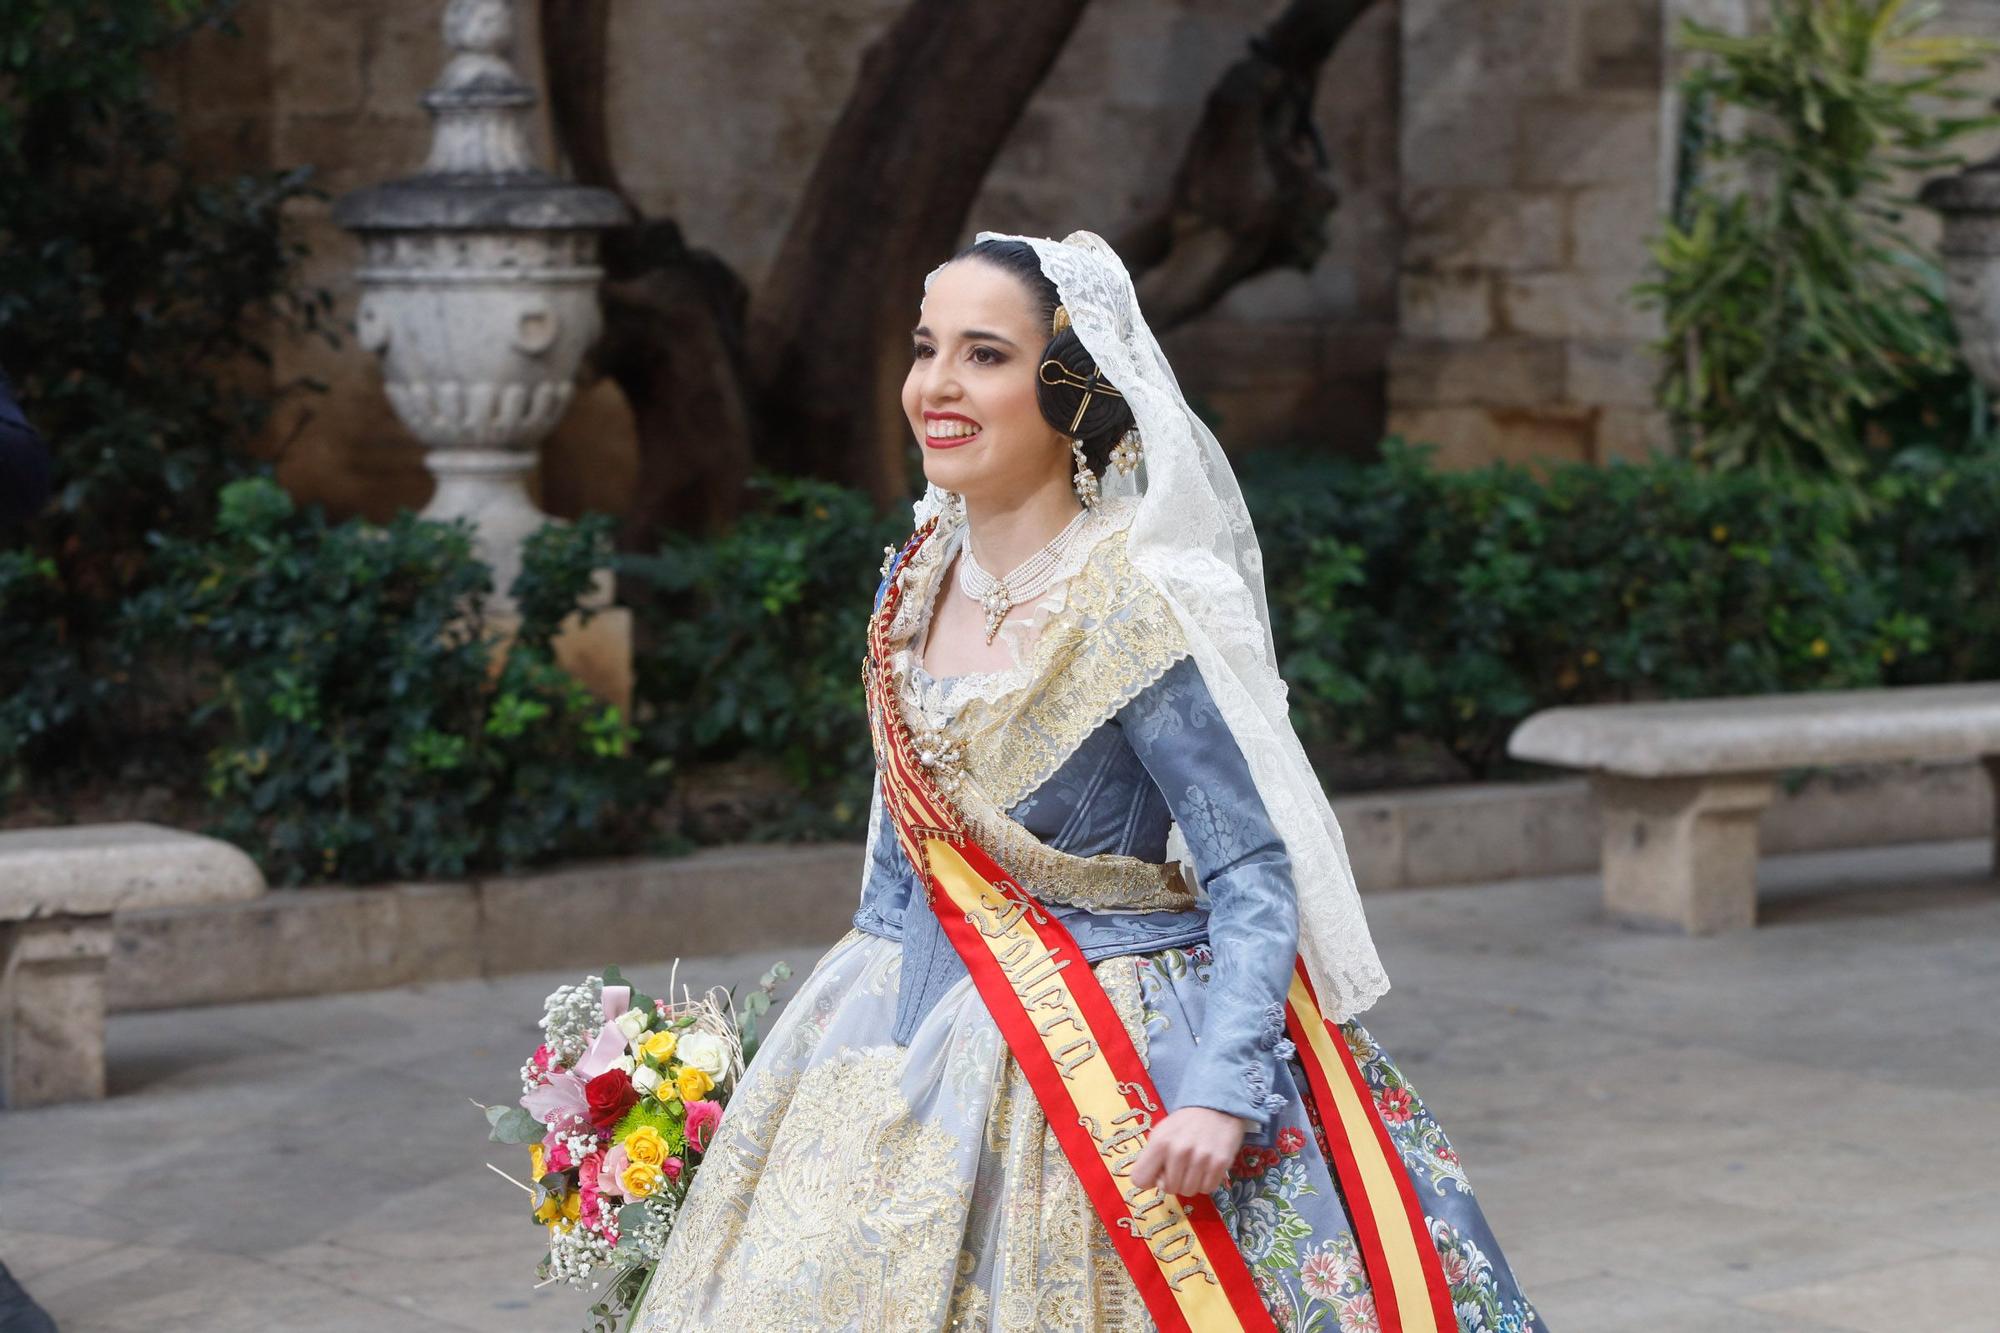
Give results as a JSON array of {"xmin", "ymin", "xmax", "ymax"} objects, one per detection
[{"xmin": 854, "ymin": 499, "xmax": 1303, "ymax": 1142}]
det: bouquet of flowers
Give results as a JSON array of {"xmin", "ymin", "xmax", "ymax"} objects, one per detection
[{"xmin": 478, "ymin": 959, "xmax": 791, "ymax": 1332}]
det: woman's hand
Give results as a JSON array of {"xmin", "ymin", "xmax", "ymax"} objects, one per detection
[{"xmin": 1128, "ymin": 1105, "xmax": 1251, "ymax": 1197}]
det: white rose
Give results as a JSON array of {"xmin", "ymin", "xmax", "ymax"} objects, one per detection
[
  {"xmin": 631, "ymin": 1065, "xmax": 662, "ymax": 1095},
  {"xmin": 610, "ymin": 1054, "xmax": 637, "ymax": 1075},
  {"xmin": 613, "ymin": 1009, "xmax": 650, "ymax": 1043},
  {"xmin": 677, "ymin": 1031, "xmax": 729, "ymax": 1079}
]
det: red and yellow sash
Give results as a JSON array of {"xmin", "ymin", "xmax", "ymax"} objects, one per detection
[{"xmin": 864, "ymin": 517, "xmax": 1456, "ymax": 1332}]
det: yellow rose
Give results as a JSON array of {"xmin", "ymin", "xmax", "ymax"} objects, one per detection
[
  {"xmin": 622, "ymin": 1125, "xmax": 667, "ymax": 1168},
  {"xmin": 529, "ymin": 1143, "xmax": 547, "ymax": 1180},
  {"xmin": 642, "ymin": 1030, "xmax": 677, "ymax": 1063},
  {"xmin": 620, "ymin": 1160, "xmax": 665, "ymax": 1199},
  {"xmin": 676, "ymin": 1065, "xmax": 714, "ymax": 1102},
  {"xmin": 542, "ymin": 1188, "xmax": 580, "ymax": 1238}
]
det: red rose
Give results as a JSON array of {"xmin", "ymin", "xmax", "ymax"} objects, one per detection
[{"xmin": 584, "ymin": 1068, "xmax": 639, "ymax": 1133}]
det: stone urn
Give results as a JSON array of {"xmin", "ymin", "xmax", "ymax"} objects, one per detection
[
  {"xmin": 332, "ymin": 0, "xmax": 629, "ymax": 615},
  {"xmin": 1921, "ymin": 151, "xmax": 2000, "ymax": 411}
]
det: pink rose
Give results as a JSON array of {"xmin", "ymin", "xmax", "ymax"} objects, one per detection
[
  {"xmin": 544, "ymin": 1138, "xmax": 573, "ymax": 1173},
  {"xmin": 684, "ymin": 1099, "xmax": 723, "ymax": 1153},
  {"xmin": 531, "ymin": 1044, "xmax": 554, "ymax": 1072},
  {"xmin": 598, "ymin": 1143, "xmax": 631, "ymax": 1201},
  {"xmin": 577, "ymin": 1150, "xmax": 604, "ymax": 1225},
  {"xmin": 661, "ymin": 1155, "xmax": 683, "ymax": 1183}
]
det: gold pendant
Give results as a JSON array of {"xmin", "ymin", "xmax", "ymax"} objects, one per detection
[{"xmin": 981, "ymin": 583, "xmax": 1011, "ymax": 643}]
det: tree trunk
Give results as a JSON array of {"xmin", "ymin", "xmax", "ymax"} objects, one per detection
[
  {"xmin": 538, "ymin": 0, "xmax": 1372, "ymax": 537},
  {"xmin": 539, "ymin": 0, "xmax": 757, "ymax": 543},
  {"xmin": 1113, "ymin": 0, "xmax": 1374, "ymax": 333},
  {"xmin": 747, "ymin": 0, "xmax": 1095, "ymax": 506}
]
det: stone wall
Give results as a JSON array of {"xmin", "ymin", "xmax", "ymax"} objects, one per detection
[
  {"xmin": 161, "ymin": 0, "xmax": 1402, "ymax": 522},
  {"xmin": 1384, "ymin": 0, "xmax": 2000, "ymax": 473},
  {"xmin": 1386, "ymin": 1, "xmax": 1676, "ymax": 470},
  {"xmin": 156, "ymin": 0, "xmax": 2000, "ymax": 509}
]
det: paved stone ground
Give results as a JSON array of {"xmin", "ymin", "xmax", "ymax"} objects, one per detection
[{"xmin": 2, "ymin": 836, "xmax": 1996, "ymax": 1332}]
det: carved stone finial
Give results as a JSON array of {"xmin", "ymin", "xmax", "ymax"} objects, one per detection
[
  {"xmin": 424, "ymin": 0, "xmax": 534, "ymax": 175},
  {"xmin": 443, "ymin": 0, "xmax": 512, "ymax": 55}
]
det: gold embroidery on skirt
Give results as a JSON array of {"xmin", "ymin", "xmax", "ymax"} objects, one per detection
[{"xmin": 953, "ymin": 952, "xmax": 1154, "ymax": 1333}]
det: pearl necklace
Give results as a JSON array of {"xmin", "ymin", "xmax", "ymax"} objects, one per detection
[{"xmin": 956, "ymin": 507, "xmax": 1092, "ymax": 643}]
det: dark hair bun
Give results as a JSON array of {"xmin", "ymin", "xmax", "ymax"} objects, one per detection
[{"xmin": 1035, "ymin": 327, "xmax": 1135, "ymax": 474}]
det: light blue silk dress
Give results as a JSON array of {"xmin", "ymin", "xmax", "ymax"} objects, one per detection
[{"xmin": 634, "ymin": 550, "xmax": 1545, "ymax": 1332}]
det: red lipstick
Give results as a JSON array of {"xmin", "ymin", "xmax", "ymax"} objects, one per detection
[{"xmin": 923, "ymin": 409, "xmax": 982, "ymax": 449}]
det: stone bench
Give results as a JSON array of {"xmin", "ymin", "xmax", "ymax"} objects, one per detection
[
  {"xmin": 1, "ymin": 823, "xmax": 265, "ymax": 1107},
  {"xmin": 1506, "ymin": 683, "xmax": 2000, "ymax": 932}
]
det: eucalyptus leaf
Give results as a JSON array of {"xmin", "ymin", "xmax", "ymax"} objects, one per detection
[{"xmin": 487, "ymin": 1106, "xmax": 547, "ymax": 1145}]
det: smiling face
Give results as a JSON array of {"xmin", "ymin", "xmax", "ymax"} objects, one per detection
[{"xmin": 902, "ymin": 258, "xmax": 1070, "ymax": 506}]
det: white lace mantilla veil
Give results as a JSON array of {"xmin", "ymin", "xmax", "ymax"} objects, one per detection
[{"xmin": 915, "ymin": 228, "xmax": 1390, "ymax": 1023}]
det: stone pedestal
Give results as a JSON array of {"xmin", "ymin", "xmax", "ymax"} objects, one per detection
[
  {"xmin": 1591, "ymin": 771, "xmax": 1777, "ymax": 933},
  {"xmin": 0, "ymin": 917, "xmax": 112, "ymax": 1107}
]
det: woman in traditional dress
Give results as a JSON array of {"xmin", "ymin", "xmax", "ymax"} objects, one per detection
[{"xmin": 633, "ymin": 231, "xmax": 1544, "ymax": 1332}]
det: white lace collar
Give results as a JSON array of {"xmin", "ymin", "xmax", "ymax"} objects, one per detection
[{"xmin": 891, "ymin": 496, "xmax": 1139, "ymax": 724}]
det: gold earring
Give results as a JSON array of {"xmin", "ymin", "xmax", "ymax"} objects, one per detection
[
  {"xmin": 1109, "ymin": 426, "xmax": 1142, "ymax": 476},
  {"xmin": 1071, "ymin": 439, "xmax": 1099, "ymax": 508}
]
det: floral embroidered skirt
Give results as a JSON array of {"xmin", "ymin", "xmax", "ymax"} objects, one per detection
[{"xmin": 631, "ymin": 926, "xmax": 1545, "ymax": 1333}]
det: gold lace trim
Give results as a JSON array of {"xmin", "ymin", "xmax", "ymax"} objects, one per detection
[
  {"xmin": 881, "ymin": 503, "xmax": 1192, "ymax": 916},
  {"xmin": 952, "ymin": 776, "xmax": 1196, "ymax": 915},
  {"xmin": 888, "ymin": 505, "xmax": 1190, "ymax": 812},
  {"xmin": 970, "ymin": 555, "xmax": 1185, "ymax": 810}
]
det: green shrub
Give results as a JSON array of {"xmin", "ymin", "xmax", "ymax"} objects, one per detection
[
  {"xmin": 1242, "ymin": 437, "xmax": 1988, "ymax": 777},
  {"xmin": 121, "ymin": 479, "xmax": 655, "ymax": 884},
  {"xmin": 624, "ymin": 474, "xmax": 911, "ymax": 838},
  {"xmin": 0, "ymin": 0, "xmax": 328, "ymax": 793}
]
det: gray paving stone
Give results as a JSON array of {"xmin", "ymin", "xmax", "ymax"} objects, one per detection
[{"xmin": 0, "ymin": 837, "xmax": 1993, "ymax": 1331}]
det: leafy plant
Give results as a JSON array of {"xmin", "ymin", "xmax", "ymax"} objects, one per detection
[
  {"xmin": 1243, "ymin": 436, "xmax": 1997, "ymax": 778},
  {"xmin": 0, "ymin": 0, "xmax": 329, "ymax": 796},
  {"xmin": 1636, "ymin": 0, "xmax": 2000, "ymax": 486},
  {"xmin": 624, "ymin": 473, "xmax": 911, "ymax": 839},
  {"xmin": 122, "ymin": 479, "xmax": 656, "ymax": 884}
]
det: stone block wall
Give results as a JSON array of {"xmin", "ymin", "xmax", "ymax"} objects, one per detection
[
  {"xmin": 1387, "ymin": 0, "xmax": 1677, "ymax": 470},
  {"xmin": 157, "ymin": 0, "xmax": 1403, "ymax": 521},
  {"xmin": 151, "ymin": 0, "xmax": 2000, "ymax": 506}
]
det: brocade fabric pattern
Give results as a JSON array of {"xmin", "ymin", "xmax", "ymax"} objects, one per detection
[
  {"xmin": 631, "ymin": 512, "xmax": 1545, "ymax": 1330},
  {"xmin": 629, "ymin": 929, "xmax": 1547, "ymax": 1332}
]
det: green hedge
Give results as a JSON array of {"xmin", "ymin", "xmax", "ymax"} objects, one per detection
[
  {"xmin": 114, "ymin": 479, "xmax": 656, "ymax": 885},
  {"xmin": 624, "ymin": 474, "xmax": 910, "ymax": 840},
  {"xmin": 1243, "ymin": 438, "xmax": 1989, "ymax": 776},
  {"xmin": 12, "ymin": 439, "xmax": 2000, "ymax": 881}
]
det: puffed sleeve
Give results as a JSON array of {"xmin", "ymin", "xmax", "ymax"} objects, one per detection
[{"xmin": 1115, "ymin": 654, "xmax": 1299, "ymax": 1141}]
